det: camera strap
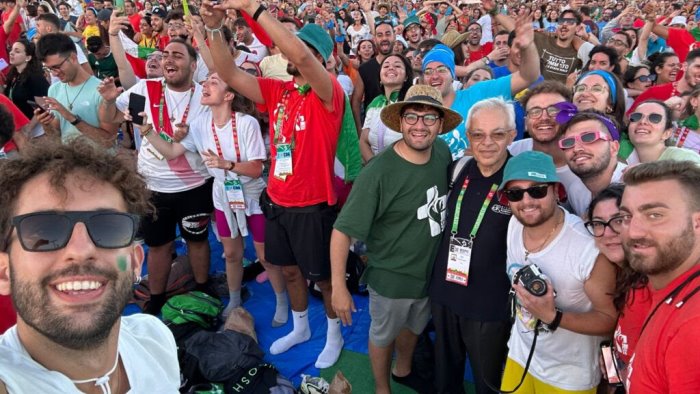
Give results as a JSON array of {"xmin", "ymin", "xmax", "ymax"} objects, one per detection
[
  {"xmin": 639, "ymin": 268, "xmax": 700, "ymax": 338},
  {"xmin": 482, "ymin": 319, "xmax": 541, "ymax": 394}
]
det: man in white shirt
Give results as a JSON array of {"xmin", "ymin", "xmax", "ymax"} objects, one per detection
[{"xmin": 0, "ymin": 140, "xmax": 180, "ymax": 393}]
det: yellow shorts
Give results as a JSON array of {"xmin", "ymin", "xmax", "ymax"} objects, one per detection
[{"xmin": 500, "ymin": 358, "xmax": 596, "ymax": 394}]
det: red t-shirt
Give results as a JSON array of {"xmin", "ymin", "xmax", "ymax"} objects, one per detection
[
  {"xmin": 627, "ymin": 265, "xmax": 700, "ymax": 393},
  {"xmin": 628, "ymin": 83, "xmax": 676, "ymax": 115},
  {"xmin": 258, "ymin": 76, "xmax": 344, "ymax": 207},
  {"xmin": 0, "ymin": 28, "xmax": 8, "ymax": 76},
  {"xmin": 614, "ymin": 284, "xmax": 653, "ymax": 366},
  {"xmin": 0, "ymin": 94, "xmax": 29, "ymax": 155},
  {"xmin": 1, "ymin": 7, "xmax": 23, "ymax": 46},
  {"xmin": 667, "ymin": 28, "xmax": 699, "ymax": 63},
  {"xmin": 128, "ymin": 13, "xmax": 142, "ymax": 33},
  {"xmin": 465, "ymin": 42, "xmax": 493, "ymax": 65}
]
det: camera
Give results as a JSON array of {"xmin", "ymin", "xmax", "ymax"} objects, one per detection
[{"xmin": 514, "ymin": 264, "xmax": 548, "ymax": 297}]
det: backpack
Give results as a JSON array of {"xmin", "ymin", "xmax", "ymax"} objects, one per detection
[
  {"xmin": 131, "ymin": 255, "xmax": 197, "ymax": 309},
  {"xmin": 162, "ymin": 291, "xmax": 223, "ymax": 329},
  {"xmin": 309, "ymin": 250, "xmax": 367, "ymax": 298}
]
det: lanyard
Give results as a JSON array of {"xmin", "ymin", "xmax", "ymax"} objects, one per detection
[
  {"xmin": 158, "ymin": 82, "xmax": 195, "ymax": 134},
  {"xmin": 677, "ymin": 126, "xmax": 691, "ymax": 148},
  {"xmin": 272, "ymin": 88, "xmax": 308, "ymax": 149},
  {"xmin": 450, "ymin": 178, "xmax": 498, "ymax": 238},
  {"xmin": 211, "ymin": 112, "xmax": 240, "ymax": 168}
]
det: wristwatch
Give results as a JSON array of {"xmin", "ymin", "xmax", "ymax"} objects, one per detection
[
  {"xmin": 546, "ymin": 309, "xmax": 563, "ymax": 332},
  {"xmin": 70, "ymin": 115, "xmax": 82, "ymax": 126}
]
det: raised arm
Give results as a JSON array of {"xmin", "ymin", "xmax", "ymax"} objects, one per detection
[
  {"xmin": 3, "ymin": 0, "xmax": 23, "ymax": 35},
  {"xmin": 482, "ymin": 0, "xmax": 515, "ymax": 32},
  {"xmin": 509, "ymin": 12, "xmax": 540, "ymax": 95},
  {"xmin": 107, "ymin": 15, "xmax": 138, "ymax": 90}
]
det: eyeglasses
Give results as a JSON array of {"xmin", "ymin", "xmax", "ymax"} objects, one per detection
[
  {"xmin": 43, "ymin": 56, "xmax": 70, "ymax": 72},
  {"xmin": 558, "ymin": 131, "xmax": 612, "ymax": 150},
  {"xmin": 423, "ymin": 65, "xmax": 451, "ymax": 76},
  {"xmin": 402, "ymin": 113, "xmax": 441, "ymax": 126},
  {"xmin": 8, "ymin": 210, "xmax": 139, "ymax": 252},
  {"xmin": 584, "ymin": 216, "xmax": 624, "ymax": 237},
  {"xmin": 634, "ymin": 74, "xmax": 656, "ymax": 83},
  {"xmin": 606, "ymin": 38, "xmax": 628, "ymax": 47},
  {"xmin": 468, "ymin": 130, "xmax": 511, "ymax": 143},
  {"xmin": 573, "ymin": 84, "xmax": 608, "ymax": 94},
  {"xmin": 501, "ymin": 184, "xmax": 550, "ymax": 202},
  {"xmin": 557, "ymin": 17, "xmax": 578, "ymax": 25},
  {"xmin": 629, "ymin": 112, "xmax": 664, "ymax": 124},
  {"xmin": 526, "ymin": 105, "xmax": 560, "ymax": 118}
]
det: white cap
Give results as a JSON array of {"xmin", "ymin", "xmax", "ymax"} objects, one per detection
[{"xmin": 670, "ymin": 16, "xmax": 687, "ymax": 27}]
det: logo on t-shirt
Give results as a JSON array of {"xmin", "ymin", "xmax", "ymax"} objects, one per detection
[
  {"xmin": 541, "ymin": 49, "xmax": 577, "ymax": 76},
  {"xmin": 417, "ymin": 185, "xmax": 447, "ymax": 237}
]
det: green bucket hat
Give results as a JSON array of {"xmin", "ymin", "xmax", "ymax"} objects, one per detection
[
  {"xmin": 498, "ymin": 151, "xmax": 560, "ymax": 191},
  {"xmin": 296, "ymin": 24, "xmax": 333, "ymax": 62},
  {"xmin": 403, "ymin": 15, "xmax": 421, "ymax": 29}
]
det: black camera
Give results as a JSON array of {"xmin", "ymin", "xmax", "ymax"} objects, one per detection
[{"xmin": 514, "ymin": 264, "xmax": 548, "ymax": 297}]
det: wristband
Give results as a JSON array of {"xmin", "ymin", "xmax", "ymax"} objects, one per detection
[
  {"xmin": 228, "ymin": 161, "xmax": 236, "ymax": 171},
  {"xmin": 253, "ymin": 4, "xmax": 267, "ymax": 21},
  {"xmin": 205, "ymin": 21, "xmax": 225, "ymax": 36},
  {"xmin": 546, "ymin": 309, "xmax": 563, "ymax": 332},
  {"xmin": 141, "ymin": 125, "xmax": 153, "ymax": 137}
]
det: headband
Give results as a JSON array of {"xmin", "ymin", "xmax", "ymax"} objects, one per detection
[
  {"xmin": 576, "ymin": 70, "xmax": 617, "ymax": 106},
  {"xmin": 554, "ymin": 102, "xmax": 620, "ymax": 141}
]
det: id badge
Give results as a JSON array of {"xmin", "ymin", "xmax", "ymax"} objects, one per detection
[
  {"xmin": 445, "ymin": 236, "xmax": 472, "ymax": 286},
  {"xmin": 274, "ymin": 143, "xmax": 293, "ymax": 181},
  {"xmin": 224, "ymin": 178, "xmax": 246, "ymax": 210}
]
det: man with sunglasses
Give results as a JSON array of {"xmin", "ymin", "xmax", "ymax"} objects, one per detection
[
  {"xmin": 429, "ymin": 98, "xmax": 516, "ymax": 394},
  {"xmin": 331, "ymin": 85, "xmax": 460, "ymax": 394},
  {"xmin": 34, "ymin": 33, "xmax": 119, "ymax": 148},
  {"xmin": 560, "ymin": 111, "xmax": 627, "ymax": 216},
  {"xmin": 499, "ymin": 151, "xmax": 617, "ymax": 393},
  {"xmin": 0, "ymin": 140, "xmax": 180, "ymax": 392}
]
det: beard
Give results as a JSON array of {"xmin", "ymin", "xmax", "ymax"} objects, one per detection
[
  {"xmin": 512, "ymin": 199, "xmax": 558, "ymax": 228},
  {"xmin": 10, "ymin": 262, "xmax": 133, "ymax": 351},
  {"xmin": 569, "ymin": 148, "xmax": 611, "ymax": 180},
  {"xmin": 624, "ymin": 218, "xmax": 696, "ymax": 277}
]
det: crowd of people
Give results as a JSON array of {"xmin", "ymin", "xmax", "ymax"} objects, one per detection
[{"xmin": 1, "ymin": 0, "xmax": 700, "ymax": 392}]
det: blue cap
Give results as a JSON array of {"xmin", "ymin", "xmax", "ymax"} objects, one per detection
[{"xmin": 422, "ymin": 44, "xmax": 456, "ymax": 79}]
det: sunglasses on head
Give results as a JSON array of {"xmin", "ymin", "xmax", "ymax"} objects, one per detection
[
  {"xmin": 558, "ymin": 131, "xmax": 611, "ymax": 150},
  {"xmin": 502, "ymin": 184, "xmax": 550, "ymax": 202},
  {"xmin": 629, "ymin": 112, "xmax": 664, "ymax": 124},
  {"xmin": 8, "ymin": 210, "xmax": 139, "ymax": 252}
]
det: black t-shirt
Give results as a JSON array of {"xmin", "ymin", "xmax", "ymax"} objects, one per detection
[
  {"xmin": 8, "ymin": 73, "xmax": 50, "ymax": 119},
  {"xmin": 359, "ymin": 57, "xmax": 381, "ymax": 109},
  {"xmin": 429, "ymin": 156, "xmax": 513, "ymax": 322}
]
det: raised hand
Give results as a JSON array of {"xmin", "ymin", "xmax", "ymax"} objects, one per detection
[
  {"xmin": 200, "ymin": 0, "xmax": 227, "ymax": 28},
  {"xmin": 98, "ymin": 77, "xmax": 123, "ymax": 102},
  {"xmin": 513, "ymin": 11, "xmax": 534, "ymax": 49}
]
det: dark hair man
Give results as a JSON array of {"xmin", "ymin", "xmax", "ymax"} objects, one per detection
[{"xmin": 0, "ymin": 140, "xmax": 180, "ymax": 392}]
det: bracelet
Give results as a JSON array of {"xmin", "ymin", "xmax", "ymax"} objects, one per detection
[
  {"xmin": 546, "ymin": 309, "xmax": 563, "ymax": 332},
  {"xmin": 252, "ymin": 4, "xmax": 267, "ymax": 21},
  {"xmin": 483, "ymin": 56, "xmax": 490, "ymax": 64},
  {"xmin": 228, "ymin": 161, "xmax": 236, "ymax": 171},
  {"xmin": 204, "ymin": 21, "xmax": 225, "ymax": 35},
  {"xmin": 141, "ymin": 125, "xmax": 153, "ymax": 137}
]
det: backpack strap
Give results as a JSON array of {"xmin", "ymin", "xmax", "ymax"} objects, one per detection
[{"xmin": 449, "ymin": 156, "xmax": 472, "ymax": 189}]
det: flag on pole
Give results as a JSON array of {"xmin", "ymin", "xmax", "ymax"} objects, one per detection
[
  {"xmin": 182, "ymin": 0, "xmax": 190, "ymax": 16},
  {"xmin": 118, "ymin": 31, "xmax": 157, "ymax": 78}
]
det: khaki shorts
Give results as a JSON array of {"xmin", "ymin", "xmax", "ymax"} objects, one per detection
[{"xmin": 368, "ymin": 285, "xmax": 431, "ymax": 347}]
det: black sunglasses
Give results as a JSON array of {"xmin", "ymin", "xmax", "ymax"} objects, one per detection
[
  {"xmin": 585, "ymin": 216, "xmax": 624, "ymax": 237},
  {"xmin": 629, "ymin": 112, "xmax": 664, "ymax": 124},
  {"xmin": 502, "ymin": 184, "xmax": 550, "ymax": 202},
  {"xmin": 8, "ymin": 210, "xmax": 139, "ymax": 252},
  {"xmin": 634, "ymin": 74, "xmax": 656, "ymax": 83}
]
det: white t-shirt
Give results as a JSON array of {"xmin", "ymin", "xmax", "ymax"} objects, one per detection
[
  {"xmin": 179, "ymin": 111, "xmax": 267, "ymax": 217},
  {"xmin": 567, "ymin": 162, "xmax": 627, "ymax": 217},
  {"xmin": 234, "ymin": 36, "xmax": 269, "ymax": 66},
  {"xmin": 0, "ymin": 314, "xmax": 180, "ymax": 393},
  {"xmin": 506, "ymin": 208, "xmax": 604, "ymax": 391},
  {"xmin": 347, "ymin": 24, "xmax": 370, "ymax": 50},
  {"xmin": 116, "ymin": 78, "xmax": 211, "ymax": 193},
  {"xmin": 194, "ymin": 53, "xmax": 209, "ymax": 84}
]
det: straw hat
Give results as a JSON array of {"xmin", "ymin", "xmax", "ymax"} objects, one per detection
[
  {"xmin": 380, "ymin": 85, "xmax": 463, "ymax": 134},
  {"xmin": 440, "ymin": 30, "xmax": 468, "ymax": 49}
]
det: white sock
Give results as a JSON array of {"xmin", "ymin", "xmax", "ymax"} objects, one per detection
[
  {"xmin": 272, "ymin": 291, "xmax": 289, "ymax": 327},
  {"xmin": 314, "ymin": 317, "xmax": 344, "ymax": 369},
  {"xmin": 222, "ymin": 290, "xmax": 241, "ymax": 318},
  {"xmin": 269, "ymin": 309, "xmax": 311, "ymax": 355}
]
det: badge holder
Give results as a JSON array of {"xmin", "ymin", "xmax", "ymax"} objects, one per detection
[
  {"xmin": 274, "ymin": 143, "xmax": 293, "ymax": 181},
  {"xmin": 224, "ymin": 176, "xmax": 246, "ymax": 211}
]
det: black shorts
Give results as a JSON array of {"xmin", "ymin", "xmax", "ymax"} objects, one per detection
[
  {"xmin": 263, "ymin": 198, "xmax": 336, "ymax": 282},
  {"xmin": 142, "ymin": 179, "xmax": 214, "ymax": 247}
]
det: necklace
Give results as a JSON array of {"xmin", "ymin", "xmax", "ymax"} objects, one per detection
[
  {"xmin": 524, "ymin": 211, "xmax": 563, "ymax": 261},
  {"xmin": 165, "ymin": 88, "xmax": 191, "ymax": 123},
  {"xmin": 71, "ymin": 352, "xmax": 121, "ymax": 394},
  {"xmin": 65, "ymin": 79, "xmax": 89, "ymax": 111}
]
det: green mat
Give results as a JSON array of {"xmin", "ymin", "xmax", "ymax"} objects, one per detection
[{"xmin": 320, "ymin": 349, "xmax": 475, "ymax": 393}]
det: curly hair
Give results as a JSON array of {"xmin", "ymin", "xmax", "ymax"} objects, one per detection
[{"xmin": 0, "ymin": 139, "xmax": 152, "ymax": 251}]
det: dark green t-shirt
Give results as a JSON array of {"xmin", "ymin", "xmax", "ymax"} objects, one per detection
[
  {"xmin": 88, "ymin": 52, "xmax": 119, "ymax": 80},
  {"xmin": 334, "ymin": 139, "xmax": 451, "ymax": 299}
]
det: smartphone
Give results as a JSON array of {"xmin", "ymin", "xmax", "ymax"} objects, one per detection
[
  {"xmin": 128, "ymin": 93, "xmax": 146, "ymax": 125},
  {"xmin": 0, "ymin": 58, "xmax": 8, "ymax": 71},
  {"xmin": 601, "ymin": 342, "xmax": 623, "ymax": 385},
  {"xmin": 27, "ymin": 100, "xmax": 47, "ymax": 113}
]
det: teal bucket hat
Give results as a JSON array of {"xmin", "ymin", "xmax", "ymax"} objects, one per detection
[
  {"xmin": 499, "ymin": 151, "xmax": 560, "ymax": 191},
  {"xmin": 296, "ymin": 23, "xmax": 333, "ymax": 62}
]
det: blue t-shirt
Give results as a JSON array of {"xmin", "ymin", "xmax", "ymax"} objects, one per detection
[
  {"xmin": 47, "ymin": 76, "xmax": 104, "ymax": 143},
  {"xmin": 440, "ymin": 75, "xmax": 512, "ymax": 159}
]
